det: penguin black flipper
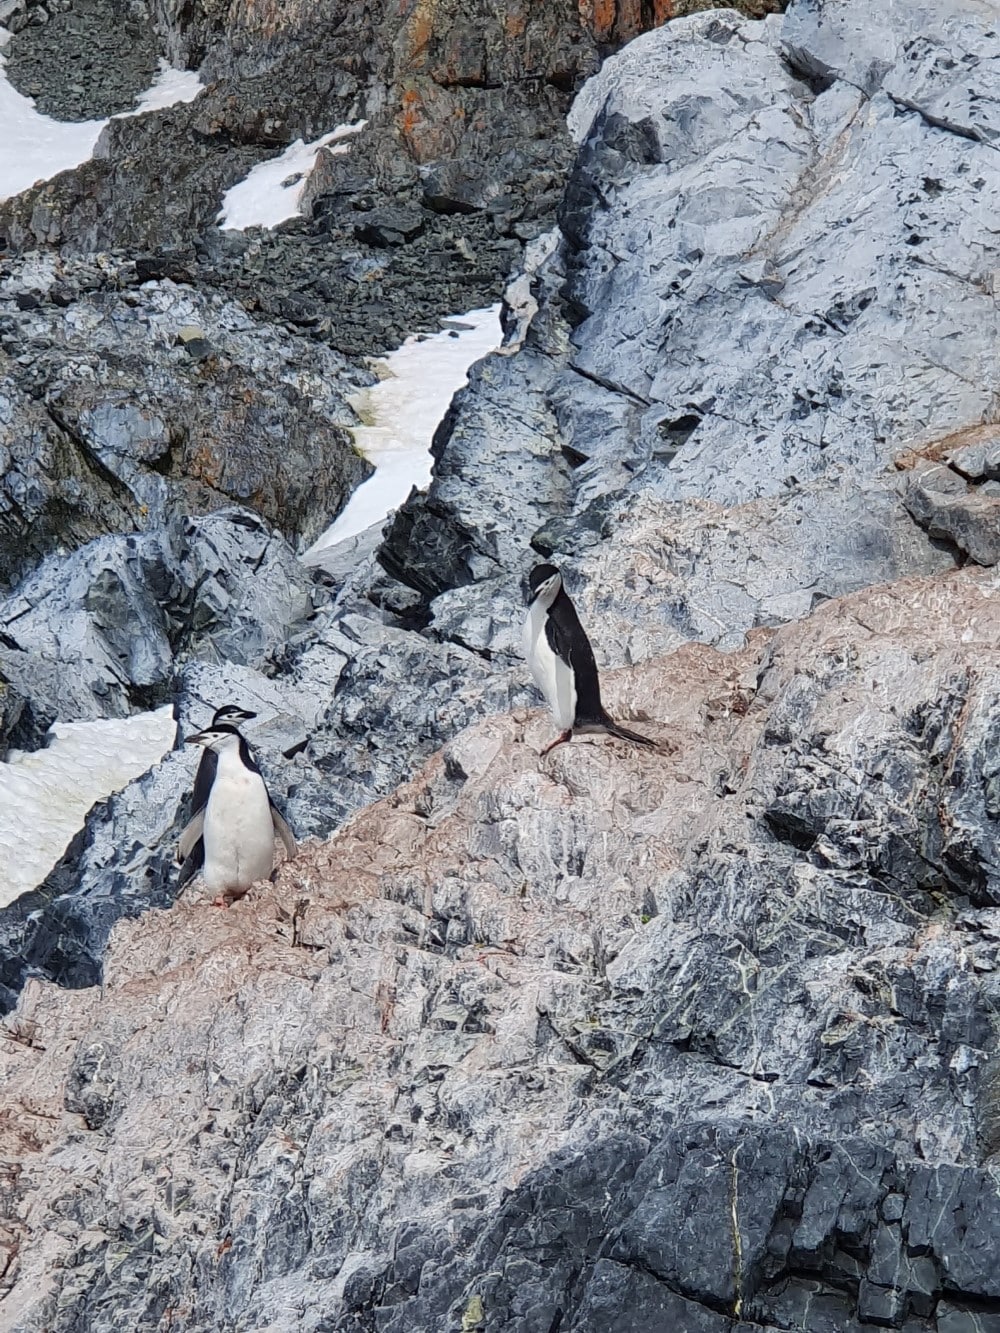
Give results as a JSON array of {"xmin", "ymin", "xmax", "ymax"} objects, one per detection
[
  {"xmin": 190, "ymin": 748, "xmax": 218, "ymax": 818},
  {"xmin": 270, "ymin": 805, "xmax": 298, "ymax": 859},
  {"xmin": 175, "ymin": 748, "xmax": 219, "ymax": 863},
  {"xmin": 176, "ymin": 847, "xmax": 203, "ymax": 892}
]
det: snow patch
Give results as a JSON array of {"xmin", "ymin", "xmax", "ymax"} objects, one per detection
[
  {"xmin": 303, "ymin": 304, "xmax": 503, "ymax": 559},
  {"xmin": 0, "ymin": 706, "xmax": 176, "ymax": 908},
  {"xmin": 0, "ymin": 53, "xmax": 204, "ymax": 204},
  {"xmin": 129, "ymin": 62, "xmax": 204, "ymax": 115},
  {"xmin": 217, "ymin": 121, "xmax": 367, "ymax": 232}
]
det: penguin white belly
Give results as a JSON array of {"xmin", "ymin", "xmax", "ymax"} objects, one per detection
[
  {"xmin": 202, "ymin": 767, "xmax": 275, "ymax": 892},
  {"xmin": 522, "ymin": 603, "xmax": 577, "ymax": 730}
]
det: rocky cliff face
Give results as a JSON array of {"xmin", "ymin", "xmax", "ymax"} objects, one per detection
[{"xmin": 4, "ymin": 0, "xmax": 1000, "ymax": 1329}]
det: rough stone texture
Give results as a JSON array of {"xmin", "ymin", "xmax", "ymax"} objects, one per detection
[
  {"xmin": 0, "ymin": 506, "xmax": 317, "ymax": 726},
  {"xmin": 899, "ymin": 425, "xmax": 1000, "ymax": 568},
  {"xmin": 903, "ymin": 460, "xmax": 1000, "ymax": 566},
  {"xmin": 0, "ymin": 561, "xmax": 529, "ymax": 1008},
  {"xmin": 6, "ymin": 0, "xmax": 1000, "ymax": 1329},
  {"xmin": 6, "ymin": 571, "xmax": 1000, "ymax": 1329},
  {"xmin": 385, "ymin": 0, "xmax": 998, "ymax": 616},
  {"xmin": 4, "ymin": 0, "xmax": 158, "ymax": 119},
  {"xmin": 0, "ymin": 0, "xmax": 784, "ymax": 360},
  {"xmin": 0, "ymin": 258, "xmax": 370, "ymax": 581},
  {"xmin": 0, "ymin": 366, "xmax": 137, "ymax": 589}
]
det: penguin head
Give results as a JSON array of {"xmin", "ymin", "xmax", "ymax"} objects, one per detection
[
  {"xmin": 526, "ymin": 563, "xmax": 562, "ymax": 606},
  {"xmin": 211, "ymin": 704, "xmax": 257, "ymax": 726},
  {"xmin": 184, "ymin": 723, "xmax": 243, "ymax": 754}
]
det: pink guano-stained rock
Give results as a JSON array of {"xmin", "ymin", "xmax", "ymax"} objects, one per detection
[{"xmin": 3, "ymin": 563, "xmax": 1000, "ymax": 1326}]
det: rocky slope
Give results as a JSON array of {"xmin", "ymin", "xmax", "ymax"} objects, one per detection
[
  {"xmin": 4, "ymin": 0, "xmax": 1000, "ymax": 1328},
  {"xmin": 6, "ymin": 567, "xmax": 1000, "ymax": 1331}
]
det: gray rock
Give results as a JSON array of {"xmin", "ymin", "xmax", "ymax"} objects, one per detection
[
  {"xmin": 9, "ymin": 570, "xmax": 1000, "ymax": 1329},
  {"xmin": 0, "ymin": 267, "xmax": 371, "ymax": 558},
  {"xmin": 0, "ymin": 506, "xmax": 316, "ymax": 724},
  {"xmin": 0, "ymin": 532, "xmax": 531, "ymax": 1007},
  {"xmin": 386, "ymin": 0, "xmax": 992, "ymax": 643},
  {"xmin": 10, "ymin": 3, "xmax": 1000, "ymax": 1332},
  {"xmin": 352, "ymin": 207, "xmax": 426, "ymax": 248},
  {"xmin": 0, "ymin": 369, "xmax": 139, "ymax": 589},
  {"xmin": 3, "ymin": 0, "xmax": 159, "ymax": 120},
  {"xmin": 903, "ymin": 460, "xmax": 1000, "ymax": 566}
]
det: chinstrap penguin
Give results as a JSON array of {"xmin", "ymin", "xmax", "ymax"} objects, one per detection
[
  {"xmin": 176, "ymin": 704, "xmax": 257, "ymax": 890},
  {"xmin": 521, "ymin": 562, "xmax": 657, "ymax": 756},
  {"xmin": 178, "ymin": 718, "xmax": 298, "ymax": 903}
]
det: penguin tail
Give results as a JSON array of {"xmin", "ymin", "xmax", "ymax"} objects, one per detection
[
  {"xmin": 596, "ymin": 712, "xmax": 669, "ymax": 751},
  {"xmin": 605, "ymin": 720, "xmax": 658, "ymax": 748}
]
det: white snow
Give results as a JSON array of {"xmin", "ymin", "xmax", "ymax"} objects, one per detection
[
  {"xmin": 0, "ymin": 50, "xmax": 203, "ymax": 204},
  {"xmin": 0, "ymin": 706, "xmax": 176, "ymax": 908},
  {"xmin": 303, "ymin": 304, "xmax": 503, "ymax": 558},
  {"xmin": 217, "ymin": 121, "xmax": 367, "ymax": 231},
  {"xmin": 129, "ymin": 63, "xmax": 203, "ymax": 115}
]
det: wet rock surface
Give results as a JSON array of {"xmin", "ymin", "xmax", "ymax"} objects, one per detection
[{"xmin": 7, "ymin": 0, "xmax": 1000, "ymax": 1329}]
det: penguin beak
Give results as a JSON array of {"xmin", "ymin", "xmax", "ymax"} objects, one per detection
[{"xmin": 184, "ymin": 732, "xmax": 207, "ymax": 745}]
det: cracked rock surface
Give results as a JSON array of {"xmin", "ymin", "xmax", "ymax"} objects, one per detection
[
  {"xmin": 7, "ymin": 571, "xmax": 1000, "ymax": 1329},
  {"xmin": 5, "ymin": 0, "xmax": 1000, "ymax": 1329}
]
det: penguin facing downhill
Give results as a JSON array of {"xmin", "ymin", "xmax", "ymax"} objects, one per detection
[
  {"xmin": 521, "ymin": 562, "xmax": 657, "ymax": 756},
  {"xmin": 176, "ymin": 704, "xmax": 257, "ymax": 891},
  {"xmin": 178, "ymin": 720, "xmax": 298, "ymax": 903}
]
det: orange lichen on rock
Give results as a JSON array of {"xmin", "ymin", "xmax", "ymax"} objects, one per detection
[{"xmin": 399, "ymin": 84, "xmax": 425, "ymax": 138}]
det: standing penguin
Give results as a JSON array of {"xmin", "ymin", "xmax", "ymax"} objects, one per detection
[
  {"xmin": 521, "ymin": 562, "xmax": 656, "ymax": 756},
  {"xmin": 176, "ymin": 704, "xmax": 257, "ymax": 890},
  {"xmin": 177, "ymin": 717, "xmax": 297, "ymax": 903}
]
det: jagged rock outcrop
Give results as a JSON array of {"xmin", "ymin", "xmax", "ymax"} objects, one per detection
[
  {"xmin": 0, "ymin": 506, "xmax": 317, "ymax": 725},
  {"xmin": 385, "ymin": 0, "xmax": 997, "ymax": 631},
  {"xmin": 4, "ymin": 568, "xmax": 1000, "ymax": 1330},
  {"xmin": 4, "ymin": 0, "xmax": 1000, "ymax": 1328},
  {"xmin": 1, "ymin": 0, "xmax": 781, "ymax": 358},
  {"xmin": 0, "ymin": 560, "xmax": 528, "ymax": 1007},
  {"xmin": 0, "ymin": 258, "xmax": 369, "ymax": 572}
]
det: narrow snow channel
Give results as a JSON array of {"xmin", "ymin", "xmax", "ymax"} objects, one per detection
[
  {"xmin": 0, "ymin": 706, "xmax": 176, "ymax": 908},
  {"xmin": 304, "ymin": 304, "xmax": 503, "ymax": 560},
  {"xmin": 218, "ymin": 121, "xmax": 367, "ymax": 231},
  {"xmin": 0, "ymin": 43, "xmax": 203, "ymax": 203}
]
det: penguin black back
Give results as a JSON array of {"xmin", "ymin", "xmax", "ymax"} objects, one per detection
[
  {"xmin": 543, "ymin": 583, "xmax": 605, "ymax": 726},
  {"xmin": 522, "ymin": 562, "xmax": 657, "ymax": 753}
]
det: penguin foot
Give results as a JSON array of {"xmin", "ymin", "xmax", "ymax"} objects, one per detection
[
  {"xmin": 211, "ymin": 889, "xmax": 248, "ymax": 907},
  {"xmin": 539, "ymin": 729, "xmax": 572, "ymax": 757}
]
